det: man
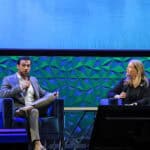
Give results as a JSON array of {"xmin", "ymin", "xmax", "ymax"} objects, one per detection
[{"xmin": 0, "ymin": 56, "xmax": 59, "ymax": 150}]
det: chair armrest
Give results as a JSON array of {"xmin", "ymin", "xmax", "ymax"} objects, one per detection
[
  {"xmin": 0, "ymin": 98, "xmax": 14, "ymax": 128},
  {"xmin": 53, "ymin": 99, "xmax": 64, "ymax": 139},
  {"xmin": 0, "ymin": 98, "xmax": 64, "ymax": 136}
]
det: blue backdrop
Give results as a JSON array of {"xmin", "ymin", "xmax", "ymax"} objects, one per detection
[{"xmin": 0, "ymin": 0, "xmax": 150, "ymax": 49}]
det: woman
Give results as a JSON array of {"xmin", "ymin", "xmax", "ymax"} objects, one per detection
[{"xmin": 108, "ymin": 59, "xmax": 150, "ymax": 105}]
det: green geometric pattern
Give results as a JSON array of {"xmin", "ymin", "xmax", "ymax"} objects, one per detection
[
  {"xmin": 0, "ymin": 56, "xmax": 150, "ymax": 134},
  {"xmin": 1, "ymin": 56, "xmax": 149, "ymax": 106}
]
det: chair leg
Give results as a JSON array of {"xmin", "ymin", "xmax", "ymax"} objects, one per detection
[
  {"xmin": 41, "ymin": 137, "xmax": 64, "ymax": 150},
  {"xmin": 59, "ymin": 138, "xmax": 64, "ymax": 150},
  {"xmin": 45, "ymin": 139, "xmax": 55, "ymax": 150},
  {"xmin": 28, "ymin": 143, "xmax": 33, "ymax": 150}
]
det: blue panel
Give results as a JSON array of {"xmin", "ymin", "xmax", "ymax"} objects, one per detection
[
  {"xmin": 0, "ymin": 134, "xmax": 28, "ymax": 143},
  {"xmin": 0, "ymin": 113, "xmax": 2, "ymax": 128},
  {"xmin": 0, "ymin": 100, "xmax": 3, "ymax": 128},
  {"xmin": 0, "ymin": 1, "xmax": 150, "ymax": 48},
  {"xmin": 0, "ymin": 129, "xmax": 28, "ymax": 143}
]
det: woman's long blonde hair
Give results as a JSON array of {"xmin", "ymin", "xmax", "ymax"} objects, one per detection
[{"xmin": 124, "ymin": 59, "xmax": 149, "ymax": 88}]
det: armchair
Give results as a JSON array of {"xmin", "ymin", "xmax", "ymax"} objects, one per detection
[{"xmin": 0, "ymin": 98, "xmax": 64, "ymax": 150}]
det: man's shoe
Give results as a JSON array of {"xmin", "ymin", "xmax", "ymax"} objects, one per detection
[{"xmin": 34, "ymin": 144, "xmax": 46, "ymax": 150}]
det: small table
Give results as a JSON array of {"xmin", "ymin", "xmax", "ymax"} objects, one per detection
[
  {"xmin": 64, "ymin": 107, "xmax": 98, "ymax": 149},
  {"xmin": 64, "ymin": 107, "xmax": 98, "ymax": 112}
]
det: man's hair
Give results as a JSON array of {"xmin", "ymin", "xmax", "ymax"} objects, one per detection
[{"xmin": 17, "ymin": 56, "xmax": 31, "ymax": 65}]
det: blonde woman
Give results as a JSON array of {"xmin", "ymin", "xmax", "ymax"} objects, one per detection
[{"xmin": 108, "ymin": 59, "xmax": 150, "ymax": 105}]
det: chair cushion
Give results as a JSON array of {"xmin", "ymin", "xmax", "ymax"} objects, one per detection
[{"xmin": 13, "ymin": 117, "xmax": 27, "ymax": 128}]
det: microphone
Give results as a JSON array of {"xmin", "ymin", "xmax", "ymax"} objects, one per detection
[
  {"xmin": 21, "ymin": 74, "xmax": 30, "ymax": 97},
  {"xmin": 27, "ymin": 74, "xmax": 30, "ymax": 81},
  {"xmin": 23, "ymin": 74, "xmax": 30, "ymax": 93}
]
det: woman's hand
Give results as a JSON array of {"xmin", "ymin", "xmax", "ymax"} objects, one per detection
[
  {"xmin": 119, "ymin": 92, "xmax": 126, "ymax": 99},
  {"xmin": 114, "ymin": 92, "xmax": 126, "ymax": 99}
]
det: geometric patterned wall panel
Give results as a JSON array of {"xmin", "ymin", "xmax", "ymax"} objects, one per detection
[
  {"xmin": 0, "ymin": 56, "xmax": 149, "ymax": 107},
  {"xmin": 0, "ymin": 56, "xmax": 150, "ymax": 134}
]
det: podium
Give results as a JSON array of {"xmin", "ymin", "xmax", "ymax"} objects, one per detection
[{"xmin": 89, "ymin": 106, "xmax": 150, "ymax": 150}]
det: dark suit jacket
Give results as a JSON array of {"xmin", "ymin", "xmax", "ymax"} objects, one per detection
[
  {"xmin": 108, "ymin": 78, "xmax": 150, "ymax": 105},
  {"xmin": 0, "ymin": 73, "xmax": 49, "ymax": 108}
]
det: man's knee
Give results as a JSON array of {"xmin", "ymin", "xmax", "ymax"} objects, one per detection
[{"xmin": 31, "ymin": 108, "xmax": 39, "ymax": 118}]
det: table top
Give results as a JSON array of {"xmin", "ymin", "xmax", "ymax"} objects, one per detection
[{"xmin": 64, "ymin": 107, "xmax": 98, "ymax": 112}]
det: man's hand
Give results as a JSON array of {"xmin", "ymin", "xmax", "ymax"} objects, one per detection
[
  {"xmin": 21, "ymin": 80, "xmax": 30, "ymax": 90},
  {"xmin": 18, "ymin": 105, "xmax": 34, "ymax": 111},
  {"xmin": 53, "ymin": 91, "xmax": 59, "ymax": 99}
]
